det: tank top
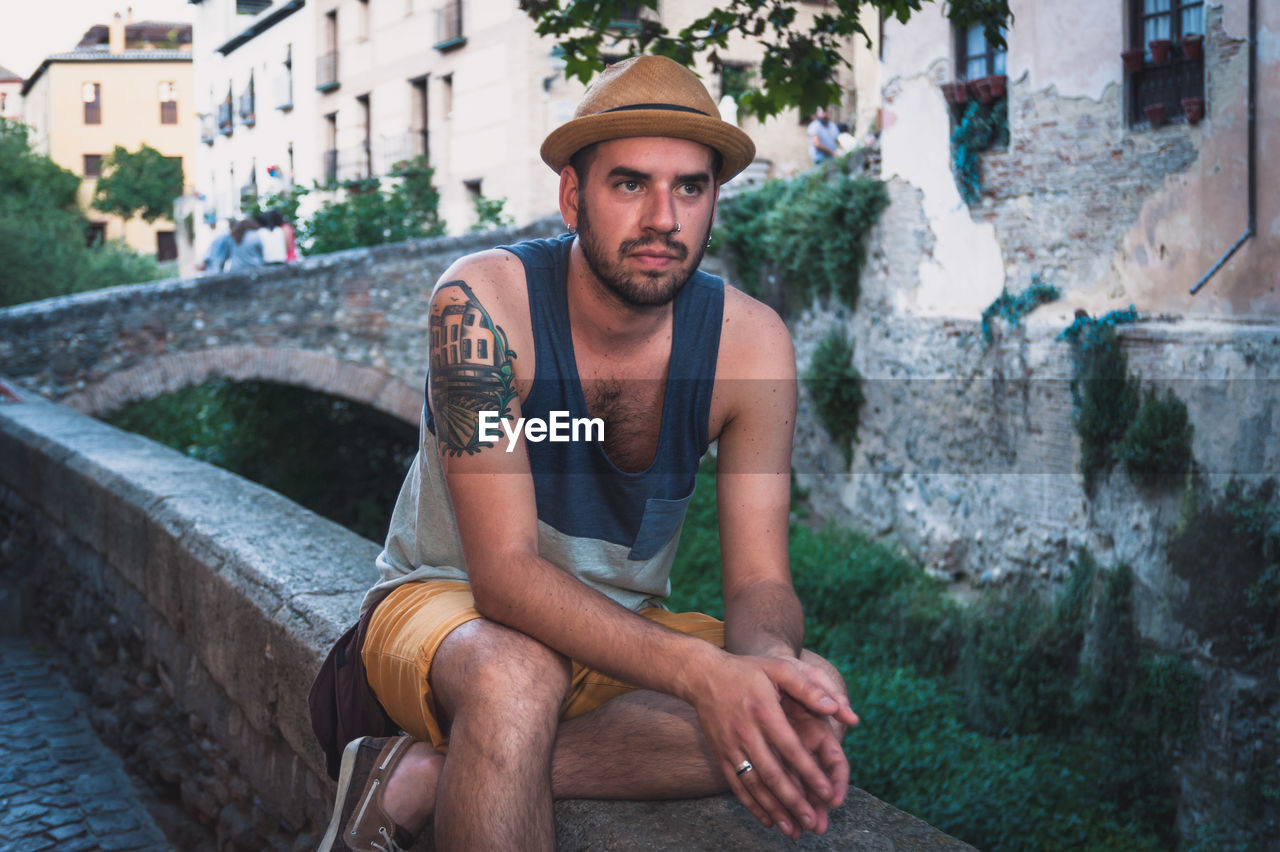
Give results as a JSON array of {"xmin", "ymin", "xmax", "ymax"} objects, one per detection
[{"xmin": 365, "ymin": 234, "xmax": 725, "ymax": 612}]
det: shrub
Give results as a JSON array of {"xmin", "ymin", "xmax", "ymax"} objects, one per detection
[
  {"xmin": 298, "ymin": 157, "xmax": 445, "ymax": 256},
  {"xmin": 802, "ymin": 327, "xmax": 863, "ymax": 464},
  {"xmin": 1117, "ymin": 387, "xmax": 1194, "ymax": 488},
  {"xmin": 667, "ymin": 465, "xmax": 1200, "ymax": 850}
]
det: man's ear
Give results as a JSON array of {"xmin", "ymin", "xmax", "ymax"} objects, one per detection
[{"xmin": 558, "ymin": 166, "xmax": 581, "ymax": 230}]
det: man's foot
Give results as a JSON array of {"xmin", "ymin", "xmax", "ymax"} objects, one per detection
[{"xmin": 317, "ymin": 735, "xmax": 435, "ymax": 852}]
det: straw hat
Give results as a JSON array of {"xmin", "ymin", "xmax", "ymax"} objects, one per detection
[{"xmin": 540, "ymin": 55, "xmax": 756, "ymax": 184}]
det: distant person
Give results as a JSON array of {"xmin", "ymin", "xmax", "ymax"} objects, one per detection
[
  {"xmin": 259, "ymin": 211, "xmax": 288, "ymax": 264},
  {"xmin": 197, "ymin": 225, "xmax": 231, "ymax": 273},
  {"xmin": 225, "ymin": 217, "xmax": 265, "ymax": 271},
  {"xmin": 806, "ymin": 107, "xmax": 840, "ymax": 164}
]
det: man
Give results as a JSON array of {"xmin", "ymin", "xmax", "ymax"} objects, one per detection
[
  {"xmin": 317, "ymin": 55, "xmax": 858, "ymax": 852},
  {"xmin": 807, "ymin": 106, "xmax": 841, "ymax": 164}
]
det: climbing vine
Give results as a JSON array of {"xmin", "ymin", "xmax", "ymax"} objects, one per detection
[
  {"xmin": 980, "ymin": 275, "xmax": 1060, "ymax": 343},
  {"xmin": 951, "ymin": 99, "xmax": 1008, "ymax": 205}
]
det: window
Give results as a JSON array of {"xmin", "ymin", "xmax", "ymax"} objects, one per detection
[
  {"xmin": 0, "ymin": 92, "xmax": 7, "ymax": 114},
  {"xmin": 411, "ymin": 75, "xmax": 429, "ymax": 163},
  {"xmin": 318, "ymin": 10, "xmax": 339, "ymax": 91},
  {"xmin": 323, "ymin": 112, "xmax": 338, "ymax": 183},
  {"xmin": 434, "ymin": 0, "xmax": 465, "ymax": 51},
  {"xmin": 156, "ymin": 231, "xmax": 177, "ymax": 262},
  {"xmin": 278, "ymin": 44, "xmax": 294, "ymax": 109},
  {"xmin": 956, "ymin": 22, "xmax": 1007, "ymax": 80},
  {"xmin": 1128, "ymin": 0, "xmax": 1204, "ymax": 125},
  {"xmin": 83, "ymin": 154, "xmax": 103, "ymax": 178},
  {"xmin": 357, "ymin": 0, "xmax": 370, "ymax": 40},
  {"xmin": 83, "ymin": 82, "xmax": 102, "ymax": 124},
  {"xmin": 239, "ymin": 73, "xmax": 255, "ymax": 125},
  {"xmin": 356, "ymin": 93, "xmax": 372, "ymax": 177},
  {"xmin": 720, "ymin": 63, "xmax": 752, "ymax": 101},
  {"xmin": 159, "ymin": 81, "xmax": 178, "ymax": 124},
  {"xmin": 85, "ymin": 222, "xmax": 106, "ymax": 246}
]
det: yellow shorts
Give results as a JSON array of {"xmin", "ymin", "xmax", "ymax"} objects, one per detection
[{"xmin": 362, "ymin": 580, "xmax": 725, "ymax": 752}]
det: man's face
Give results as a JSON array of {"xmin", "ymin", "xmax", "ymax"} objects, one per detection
[{"xmin": 569, "ymin": 137, "xmax": 717, "ymax": 309}]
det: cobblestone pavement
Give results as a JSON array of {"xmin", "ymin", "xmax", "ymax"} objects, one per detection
[{"xmin": 0, "ymin": 635, "xmax": 173, "ymax": 852}]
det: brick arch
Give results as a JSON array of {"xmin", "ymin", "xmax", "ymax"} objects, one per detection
[{"xmin": 60, "ymin": 346, "xmax": 423, "ymax": 426}]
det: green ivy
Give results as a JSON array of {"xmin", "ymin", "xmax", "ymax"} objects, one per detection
[
  {"xmin": 713, "ymin": 160, "xmax": 888, "ymax": 314},
  {"xmin": 951, "ymin": 99, "xmax": 1008, "ymax": 205},
  {"xmin": 980, "ymin": 275, "xmax": 1060, "ymax": 343},
  {"xmin": 802, "ymin": 327, "xmax": 864, "ymax": 464}
]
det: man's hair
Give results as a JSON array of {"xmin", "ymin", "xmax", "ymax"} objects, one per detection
[{"xmin": 568, "ymin": 142, "xmax": 723, "ymax": 185}]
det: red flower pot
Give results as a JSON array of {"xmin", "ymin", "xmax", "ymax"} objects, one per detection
[
  {"xmin": 1149, "ymin": 38, "xmax": 1172, "ymax": 63},
  {"xmin": 1181, "ymin": 34, "xmax": 1204, "ymax": 60},
  {"xmin": 1144, "ymin": 102, "xmax": 1167, "ymax": 128},
  {"xmin": 1181, "ymin": 96, "xmax": 1205, "ymax": 125},
  {"xmin": 941, "ymin": 81, "xmax": 969, "ymax": 106},
  {"xmin": 972, "ymin": 77, "xmax": 995, "ymax": 105},
  {"xmin": 1122, "ymin": 48, "xmax": 1145, "ymax": 73},
  {"xmin": 984, "ymin": 74, "xmax": 1007, "ymax": 100}
]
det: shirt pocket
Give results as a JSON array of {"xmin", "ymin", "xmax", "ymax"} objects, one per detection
[{"xmin": 628, "ymin": 492, "xmax": 694, "ymax": 561}]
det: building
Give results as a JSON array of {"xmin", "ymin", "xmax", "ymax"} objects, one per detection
[
  {"xmin": 20, "ymin": 15, "xmax": 195, "ymax": 261},
  {"xmin": 876, "ymin": 0, "xmax": 1274, "ymax": 318},
  {"xmin": 187, "ymin": 0, "xmax": 316, "ymax": 272},
  {"xmin": 186, "ymin": 0, "xmax": 876, "ymax": 249},
  {"xmin": 0, "ymin": 64, "xmax": 23, "ymax": 123}
]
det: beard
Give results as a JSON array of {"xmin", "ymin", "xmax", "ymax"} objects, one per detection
[{"xmin": 576, "ymin": 195, "xmax": 709, "ymax": 308}]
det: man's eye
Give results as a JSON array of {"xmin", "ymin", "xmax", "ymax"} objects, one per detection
[
  {"xmin": 619, "ymin": 180, "xmax": 640, "ymax": 192},
  {"xmin": 679, "ymin": 183, "xmax": 702, "ymax": 196}
]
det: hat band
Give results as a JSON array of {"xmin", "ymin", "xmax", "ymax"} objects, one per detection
[{"xmin": 597, "ymin": 102, "xmax": 711, "ymax": 117}]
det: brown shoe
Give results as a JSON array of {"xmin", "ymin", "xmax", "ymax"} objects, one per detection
[{"xmin": 317, "ymin": 735, "xmax": 419, "ymax": 852}]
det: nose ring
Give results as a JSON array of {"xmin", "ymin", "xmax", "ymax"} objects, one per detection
[{"xmin": 674, "ymin": 222, "xmax": 681, "ymax": 233}]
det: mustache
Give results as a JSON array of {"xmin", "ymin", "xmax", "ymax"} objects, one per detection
[{"xmin": 617, "ymin": 235, "xmax": 689, "ymax": 260}]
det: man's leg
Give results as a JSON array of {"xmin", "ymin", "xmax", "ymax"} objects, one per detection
[
  {"xmin": 379, "ymin": 645, "xmax": 847, "ymax": 837},
  {"xmin": 427, "ymin": 617, "xmax": 573, "ymax": 851}
]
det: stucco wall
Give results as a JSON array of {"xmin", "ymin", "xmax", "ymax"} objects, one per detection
[{"xmin": 878, "ymin": 0, "xmax": 1277, "ymax": 319}]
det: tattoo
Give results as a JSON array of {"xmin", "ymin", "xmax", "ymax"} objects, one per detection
[{"xmin": 428, "ymin": 280, "xmax": 518, "ymax": 456}]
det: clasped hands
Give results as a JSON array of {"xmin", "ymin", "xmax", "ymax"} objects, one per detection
[{"xmin": 694, "ymin": 654, "xmax": 858, "ymax": 840}]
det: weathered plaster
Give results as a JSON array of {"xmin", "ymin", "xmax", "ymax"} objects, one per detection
[
  {"xmin": 1005, "ymin": 0, "xmax": 1122, "ymax": 101},
  {"xmin": 880, "ymin": 66, "xmax": 1005, "ymax": 317}
]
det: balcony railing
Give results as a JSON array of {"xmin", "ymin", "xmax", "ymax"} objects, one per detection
[
  {"xmin": 238, "ymin": 90, "xmax": 256, "ymax": 126},
  {"xmin": 316, "ymin": 52, "xmax": 339, "ymax": 91},
  {"xmin": 380, "ymin": 132, "xmax": 428, "ymax": 174},
  {"xmin": 434, "ymin": 0, "xmax": 465, "ymax": 51},
  {"xmin": 217, "ymin": 102, "xmax": 234, "ymax": 135}
]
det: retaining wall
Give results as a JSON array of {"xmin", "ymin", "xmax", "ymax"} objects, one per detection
[{"xmin": 0, "ymin": 388, "xmax": 970, "ymax": 850}]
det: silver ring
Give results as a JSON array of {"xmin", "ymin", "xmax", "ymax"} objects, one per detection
[
  {"xmin": 674, "ymin": 222, "xmax": 681, "ymax": 233},
  {"xmin": 735, "ymin": 760, "xmax": 754, "ymax": 776}
]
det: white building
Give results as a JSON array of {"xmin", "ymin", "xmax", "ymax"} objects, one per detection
[{"xmin": 188, "ymin": 0, "xmax": 316, "ymax": 268}]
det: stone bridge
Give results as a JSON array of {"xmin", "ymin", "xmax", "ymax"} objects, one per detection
[
  {"xmin": 0, "ymin": 222, "xmax": 971, "ymax": 849},
  {"xmin": 0, "ymin": 219, "xmax": 566, "ymax": 426}
]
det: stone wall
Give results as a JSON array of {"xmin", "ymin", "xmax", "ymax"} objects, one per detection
[{"xmin": 0, "ymin": 388, "xmax": 971, "ymax": 850}]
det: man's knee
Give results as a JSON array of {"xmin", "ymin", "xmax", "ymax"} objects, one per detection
[{"xmin": 431, "ymin": 618, "xmax": 572, "ymax": 732}]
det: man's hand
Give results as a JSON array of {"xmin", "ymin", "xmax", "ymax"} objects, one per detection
[{"xmin": 691, "ymin": 653, "xmax": 858, "ymax": 840}]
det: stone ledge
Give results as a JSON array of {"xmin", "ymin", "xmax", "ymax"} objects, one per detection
[{"xmin": 0, "ymin": 387, "xmax": 972, "ymax": 849}]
